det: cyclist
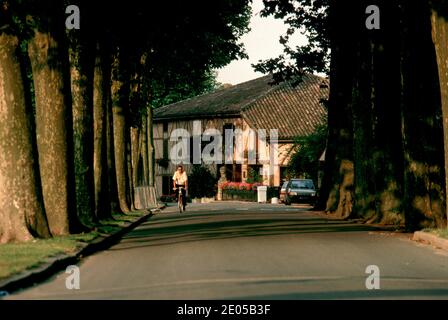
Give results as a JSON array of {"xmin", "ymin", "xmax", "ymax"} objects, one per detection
[{"xmin": 172, "ymin": 165, "xmax": 188, "ymax": 211}]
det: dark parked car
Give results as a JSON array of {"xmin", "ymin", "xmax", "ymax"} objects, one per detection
[{"xmin": 284, "ymin": 179, "xmax": 316, "ymax": 205}]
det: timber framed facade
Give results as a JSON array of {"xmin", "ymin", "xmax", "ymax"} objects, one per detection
[{"xmin": 153, "ymin": 74, "xmax": 329, "ymax": 197}]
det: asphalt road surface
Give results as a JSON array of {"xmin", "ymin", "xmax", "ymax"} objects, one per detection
[{"xmin": 7, "ymin": 202, "xmax": 448, "ymax": 299}]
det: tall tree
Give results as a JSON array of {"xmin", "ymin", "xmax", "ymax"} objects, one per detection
[
  {"xmin": 257, "ymin": 0, "xmax": 446, "ymax": 229},
  {"xmin": 0, "ymin": 0, "xmax": 253, "ymax": 241},
  {"xmin": 66, "ymin": 0, "xmax": 97, "ymax": 227},
  {"xmin": 350, "ymin": 0, "xmax": 404, "ymax": 224},
  {"xmin": 108, "ymin": 0, "xmax": 252, "ymax": 198},
  {"xmin": 320, "ymin": 1, "xmax": 356, "ymax": 218},
  {"xmin": 431, "ymin": 0, "xmax": 448, "ymax": 227},
  {"xmin": 27, "ymin": 0, "xmax": 76, "ymax": 235},
  {"xmin": 0, "ymin": 18, "xmax": 52, "ymax": 242},
  {"xmin": 400, "ymin": 0, "xmax": 446, "ymax": 229},
  {"xmin": 111, "ymin": 49, "xmax": 131, "ymax": 213},
  {"xmin": 93, "ymin": 41, "xmax": 112, "ymax": 219}
]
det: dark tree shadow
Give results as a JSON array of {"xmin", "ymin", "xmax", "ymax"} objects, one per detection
[{"xmin": 108, "ymin": 209, "xmax": 397, "ymax": 251}]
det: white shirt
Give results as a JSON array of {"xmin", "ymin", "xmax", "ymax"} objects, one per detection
[{"xmin": 173, "ymin": 171, "xmax": 188, "ymax": 185}]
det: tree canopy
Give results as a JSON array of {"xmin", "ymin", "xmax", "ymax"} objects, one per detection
[
  {"xmin": 0, "ymin": 0, "xmax": 252, "ymax": 242},
  {"xmin": 257, "ymin": 0, "xmax": 448, "ymax": 230}
]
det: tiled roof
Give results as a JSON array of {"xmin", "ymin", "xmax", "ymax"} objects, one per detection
[
  {"xmin": 154, "ymin": 74, "xmax": 328, "ymax": 140},
  {"xmin": 241, "ymin": 74, "xmax": 328, "ymax": 140},
  {"xmin": 154, "ymin": 75, "xmax": 275, "ymax": 120}
]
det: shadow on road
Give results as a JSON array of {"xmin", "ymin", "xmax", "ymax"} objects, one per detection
[{"xmin": 109, "ymin": 208, "xmax": 390, "ymax": 251}]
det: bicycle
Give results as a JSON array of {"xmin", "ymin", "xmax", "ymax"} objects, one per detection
[{"xmin": 174, "ymin": 186, "xmax": 185, "ymax": 213}]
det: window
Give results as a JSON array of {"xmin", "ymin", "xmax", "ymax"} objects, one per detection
[
  {"xmin": 225, "ymin": 164, "xmax": 241, "ymax": 182},
  {"xmin": 290, "ymin": 180, "xmax": 315, "ymax": 190}
]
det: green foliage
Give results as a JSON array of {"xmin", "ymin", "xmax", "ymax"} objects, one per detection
[
  {"xmin": 246, "ymin": 167, "xmax": 262, "ymax": 184},
  {"xmin": 151, "ymin": 70, "xmax": 222, "ymax": 108},
  {"xmin": 105, "ymin": 0, "xmax": 252, "ymax": 125},
  {"xmin": 0, "ymin": 0, "xmax": 253, "ymax": 242},
  {"xmin": 223, "ymin": 189, "xmax": 256, "ymax": 201},
  {"xmin": 189, "ymin": 165, "xmax": 217, "ymax": 199},
  {"xmin": 253, "ymin": 0, "xmax": 329, "ymax": 84},
  {"xmin": 287, "ymin": 119, "xmax": 327, "ymax": 182}
]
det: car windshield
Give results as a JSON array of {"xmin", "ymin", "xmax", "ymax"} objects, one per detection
[
  {"xmin": 281, "ymin": 182, "xmax": 289, "ymax": 189},
  {"xmin": 291, "ymin": 180, "xmax": 314, "ymax": 189}
]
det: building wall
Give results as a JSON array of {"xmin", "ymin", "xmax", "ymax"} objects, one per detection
[
  {"xmin": 154, "ymin": 117, "xmax": 244, "ymax": 195},
  {"xmin": 153, "ymin": 117, "xmax": 294, "ymax": 196}
]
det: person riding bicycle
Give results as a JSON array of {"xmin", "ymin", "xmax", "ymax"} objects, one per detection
[{"xmin": 173, "ymin": 165, "xmax": 188, "ymax": 211}]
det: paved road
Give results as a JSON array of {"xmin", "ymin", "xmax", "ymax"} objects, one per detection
[{"xmin": 7, "ymin": 202, "xmax": 448, "ymax": 299}]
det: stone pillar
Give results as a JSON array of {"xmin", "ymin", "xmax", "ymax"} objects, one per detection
[
  {"xmin": 273, "ymin": 164, "xmax": 281, "ymax": 187},
  {"xmin": 217, "ymin": 165, "xmax": 227, "ymax": 201}
]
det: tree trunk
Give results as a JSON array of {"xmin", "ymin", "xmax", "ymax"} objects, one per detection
[
  {"xmin": 351, "ymin": 0, "xmax": 404, "ymax": 225},
  {"xmin": 351, "ymin": 37, "xmax": 376, "ymax": 221},
  {"xmin": 431, "ymin": 2, "xmax": 448, "ymax": 228},
  {"xmin": 93, "ymin": 43, "xmax": 112, "ymax": 220},
  {"xmin": 67, "ymin": 33, "xmax": 96, "ymax": 227},
  {"xmin": 127, "ymin": 130, "xmax": 135, "ymax": 211},
  {"xmin": 0, "ymin": 33, "xmax": 52, "ymax": 243},
  {"xmin": 318, "ymin": 1, "xmax": 356, "ymax": 219},
  {"xmin": 401, "ymin": 0, "xmax": 446, "ymax": 230},
  {"xmin": 106, "ymin": 70, "xmax": 120, "ymax": 214},
  {"xmin": 111, "ymin": 50, "xmax": 130, "ymax": 213},
  {"xmin": 130, "ymin": 126, "xmax": 140, "ymax": 208},
  {"xmin": 370, "ymin": 0, "xmax": 404, "ymax": 224},
  {"xmin": 28, "ymin": 29, "xmax": 74, "ymax": 235}
]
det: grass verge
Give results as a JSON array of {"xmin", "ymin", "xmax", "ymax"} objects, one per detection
[{"xmin": 0, "ymin": 210, "xmax": 149, "ymax": 282}]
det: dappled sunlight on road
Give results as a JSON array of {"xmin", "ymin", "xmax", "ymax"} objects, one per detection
[{"xmin": 111, "ymin": 202, "xmax": 381, "ymax": 250}]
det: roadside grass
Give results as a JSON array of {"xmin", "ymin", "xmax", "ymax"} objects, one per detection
[
  {"xmin": 97, "ymin": 210, "xmax": 148, "ymax": 234},
  {"xmin": 422, "ymin": 228, "xmax": 448, "ymax": 239},
  {"xmin": 0, "ymin": 210, "xmax": 150, "ymax": 282},
  {"xmin": 0, "ymin": 233, "xmax": 97, "ymax": 281}
]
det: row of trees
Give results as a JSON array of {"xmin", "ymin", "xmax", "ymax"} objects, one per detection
[
  {"xmin": 0, "ymin": 0, "xmax": 251, "ymax": 243},
  {"xmin": 258, "ymin": 0, "xmax": 448, "ymax": 230}
]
